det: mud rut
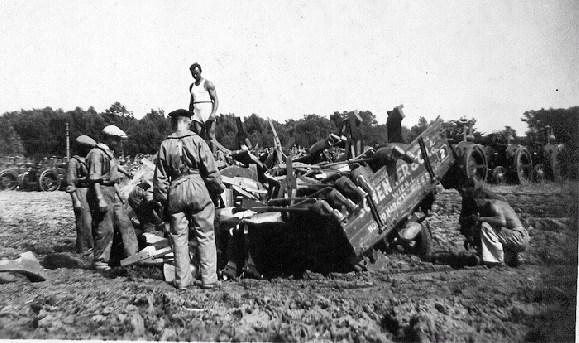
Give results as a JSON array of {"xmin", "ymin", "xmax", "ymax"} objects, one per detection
[{"xmin": 0, "ymin": 183, "xmax": 577, "ymax": 342}]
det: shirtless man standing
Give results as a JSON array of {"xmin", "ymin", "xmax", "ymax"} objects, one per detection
[{"xmin": 189, "ymin": 63, "xmax": 219, "ymax": 150}]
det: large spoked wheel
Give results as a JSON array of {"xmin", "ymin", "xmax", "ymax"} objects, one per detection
[
  {"xmin": 38, "ymin": 169, "xmax": 61, "ymax": 192},
  {"xmin": 550, "ymin": 147, "xmax": 569, "ymax": 182},
  {"xmin": 514, "ymin": 147, "xmax": 533, "ymax": 184},
  {"xmin": 464, "ymin": 144, "xmax": 488, "ymax": 183},
  {"xmin": 18, "ymin": 172, "xmax": 30, "ymax": 191},
  {"xmin": 0, "ymin": 170, "xmax": 19, "ymax": 190}
]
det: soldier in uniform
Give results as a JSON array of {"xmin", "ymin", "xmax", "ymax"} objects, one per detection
[
  {"xmin": 86, "ymin": 125, "xmax": 138, "ymax": 271},
  {"xmin": 66, "ymin": 135, "xmax": 96, "ymax": 255},
  {"xmin": 154, "ymin": 109, "xmax": 224, "ymax": 290}
]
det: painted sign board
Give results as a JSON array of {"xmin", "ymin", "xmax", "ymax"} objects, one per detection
[{"xmin": 340, "ymin": 117, "xmax": 454, "ymax": 257}]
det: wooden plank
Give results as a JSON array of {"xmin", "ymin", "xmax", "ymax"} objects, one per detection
[
  {"xmin": 268, "ymin": 117, "xmax": 284, "ymax": 165},
  {"xmin": 120, "ymin": 247, "xmax": 155, "ymax": 266},
  {"xmin": 142, "ymin": 233, "xmax": 170, "ymax": 249},
  {"xmin": 0, "ymin": 251, "xmax": 47, "ymax": 282}
]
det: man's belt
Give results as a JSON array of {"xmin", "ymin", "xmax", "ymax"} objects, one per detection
[
  {"xmin": 170, "ymin": 171, "xmax": 201, "ymax": 187},
  {"xmin": 193, "ymin": 101, "xmax": 212, "ymax": 104},
  {"xmin": 75, "ymin": 180, "xmax": 91, "ymax": 188}
]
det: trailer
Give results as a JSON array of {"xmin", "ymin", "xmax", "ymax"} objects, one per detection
[{"xmin": 222, "ymin": 117, "xmax": 457, "ymax": 276}]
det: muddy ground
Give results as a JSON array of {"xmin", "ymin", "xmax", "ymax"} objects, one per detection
[{"xmin": 0, "ymin": 182, "xmax": 577, "ymax": 342}]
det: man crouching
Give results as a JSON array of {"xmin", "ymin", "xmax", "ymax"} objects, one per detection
[
  {"xmin": 153, "ymin": 109, "xmax": 224, "ymax": 290},
  {"xmin": 459, "ymin": 179, "xmax": 530, "ymax": 267}
]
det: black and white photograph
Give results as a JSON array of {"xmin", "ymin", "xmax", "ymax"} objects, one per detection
[{"xmin": 0, "ymin": 1, "xmax": 577, "ymax": 341}]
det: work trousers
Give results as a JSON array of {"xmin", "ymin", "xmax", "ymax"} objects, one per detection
[
  {"xmin": 89, "ymin": 186, "xmax": 138, "ymax": 265},
  {"xmin": 72, "ymin": 187, "xmax": 93, "ymax": 253},
  {"xmin": 480, "ymin": 222, "xmax": 530, "ymax": 264},
  {"xmin": 168, "ymin": 175, "xmax": 217, "ymax": 288}
]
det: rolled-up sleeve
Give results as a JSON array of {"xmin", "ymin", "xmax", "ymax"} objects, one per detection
[
  {"xmin": 87, "ymin": 150, "xmax": 104, "ymax": 182},
  {"xmin": 153, "ymin": 144, "xmax": 169, "ymax": 204},
  {"xmin": 65, "ymin": 159, "xmax": 78, "ymax": 192}
]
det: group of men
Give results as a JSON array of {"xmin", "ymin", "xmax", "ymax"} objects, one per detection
[
  {"xmin": 65, "ymin": 62, "xmax": 530, "ymax": 291},
  {"xmin": 66, "ymin": 125, "xmax": 138, "ymax": 270},
  {"xmin": 66, "ymin": 63, "xmax": 222, "ymax": 289}
]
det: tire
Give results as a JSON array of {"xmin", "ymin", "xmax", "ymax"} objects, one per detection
[
  {"xmin": 464, "ymin": 144, "xmax": 488, "ymax": 183},
  {"xmin": 18, "ymin": 172, "xmax": 30, "ymax": 191},
  {"xmin": 514, "ymin": 147, "xmax": 533, "ymax": 185},
  {"xmin": 550, "ymin": 147, "xmax": 569, "ymax": 182},
  {"xmin": 414, "ymin": 221, "xmax": 433, "ymax": 262},
  {"xmin": 0, "ymin": 170, "xmax": 19, "ymax": 190},
  {"xmin": 38, "ymin": 169, "xmax": 61, "ymax": 192},
  {"xmin": 483, "ymin": 146, "xmax": 496, "ymax": 170}
]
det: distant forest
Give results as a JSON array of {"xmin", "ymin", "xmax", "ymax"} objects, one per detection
[{"xmin": 0, "ymin": 102, "xmax": 577, "ymax": 162}]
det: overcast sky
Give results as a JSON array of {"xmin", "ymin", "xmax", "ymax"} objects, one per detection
[{"xmin": 1, "ymin": 0, "xmax": 577, "ymax": 135}]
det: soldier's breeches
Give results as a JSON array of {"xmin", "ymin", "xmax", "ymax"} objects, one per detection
[
  {"xmin": 193, "ymin": 203, "xmax": 218, "ymax": 286},
  {"xmin": 73, "ymin": 188, "xmax": 93, "ymax": 253},
  {"xmin": 170, "ymin": 203, "xmax": 217, "ymax": 288},
  {"xmin": 170, "ymin": 212, "xmax": 194, "ymax": 288},
  {"xmin": 113, "ymin": 200, "xmax": 139, "ymax": 257},
  {"xmin": 89, "ymin": 186, "xmax": 116, "ymax": 264},
  {"xmin": 168, "ymin": 176, "xmax": 218, "ymax": 287}
]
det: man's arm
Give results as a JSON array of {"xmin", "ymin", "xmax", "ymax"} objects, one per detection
[
  {"xmin": 189, "ymin": 83, "xmax": 195, "ymax": 112},
  {"xmin": 153, "ymin": 145, "xmax": 170, "ymax": 206},
  {"xmin": 65, "ymin": 159, "xmax": 82, "ymax": 208},
  {"xmin": 65, "ymin": 159, "xmax": 78, "ymax": 193},
  {"xmin": 87, "ymin": 151, "xmax": 108, "ymax": 213},
  {"xmin": 206, "ymin": 80, "xmax": 219, "ymax": 118},
  {"xmin": 477, "ymin": 203, "xmax": 508, "ymax": 229}
]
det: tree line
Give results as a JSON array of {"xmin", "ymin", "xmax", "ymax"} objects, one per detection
[{"xmin": 0, "ymin": 102, "xmax": 577, "ymax": 163}]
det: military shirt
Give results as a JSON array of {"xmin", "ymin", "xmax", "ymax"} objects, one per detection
[
  {"xmin": 86, "ymin": 143, "xmax": 120, "ymax": 184},
  {"xmin": 154, "ymin": 130, "xmax": 223, "ymax": 204},
  {"xmin": 66, "ymin": 155, "xmax": 88, "ymax": 192}
]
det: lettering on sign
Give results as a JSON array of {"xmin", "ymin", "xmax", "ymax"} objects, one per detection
[{"xmin": 366, "ymin": 221, "xmax": 378, "ymax": 234}]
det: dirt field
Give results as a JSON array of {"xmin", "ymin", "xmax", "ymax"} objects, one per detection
[{"xmin": 0, "ymin": 182, "xmax": 577, "ymax": 342}]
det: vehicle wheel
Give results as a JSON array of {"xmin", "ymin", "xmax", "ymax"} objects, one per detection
[
  {"xmin": 550, "ymin": 147, "xmax": 569, "ymax": 182},
  {"xmin": 483, "ymin": 146, "xmax": 495, "ymax": 170},
  {"xmin": 38, "ymin": 169, "xmax": 61, "ymax": 192},
  {"xmin": 0, "ymin": 170, "xmax": 19, "ymax": 190},
  {"xmin": 464, "ymin": 144, "xmax": 488, "ymax": 183},
  {"xmin": 413, "ymin": 221, "xmax": 433, "ymax": 262},
  {"xmin": 514, "ymin": 147, "xmax": 533, "ymax": 184},
  {"xmin": 492, "ymin": 166, "xmax": 506, "ymax": 184},
  {"xmin": 533, "ymin": 164, "xmax": 545, "ymax": 183},
  {"xmin": 18, "ymin": 172, "xmax": 30, "ymax": 191}
]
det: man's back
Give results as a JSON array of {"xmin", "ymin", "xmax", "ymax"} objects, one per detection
[{"xmin": 483, "ymin": 199, "xmax": 524, "ymax": 230}]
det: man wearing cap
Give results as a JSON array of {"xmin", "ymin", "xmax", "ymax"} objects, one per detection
[
  {"xmin": 189, "ymin": 63, "xmax": 219, "ymax": 151},
  {"xmin": 66, "ymin": 135, "xmax": 96, "ymax": 255},
  {"xmin": 154, "ymin": 109, "xmax": 224, "ymax": 289},
  {"xmin": 86, "ymin": 125, "xmax": 138, "ymax": 271}
]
